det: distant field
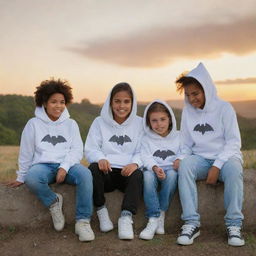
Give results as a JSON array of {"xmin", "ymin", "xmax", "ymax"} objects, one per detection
[
  {"xmin": 0, "ymin": 146, "xmax": 255, "ymax": 182},
  {"xmin": 0, "ymin": 146, "xmax": 19, "ymax": 182}
]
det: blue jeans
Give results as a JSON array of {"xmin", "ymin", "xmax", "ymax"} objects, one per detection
[
  {"xmin": 178, "ymin": 155, "xmax": 244, "ymax": 227},
  {"xmin": 143, "ymin": 168, "xmax": 178, "ymax": 218},
  {"xmin": 25, "ymin": 163, "xmax": 93, "ymax": 220}
]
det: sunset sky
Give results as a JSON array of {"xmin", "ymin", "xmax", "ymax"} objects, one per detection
[{"xmin": 0, "ymin": 0, "xmax": 256, "ymax": 104}]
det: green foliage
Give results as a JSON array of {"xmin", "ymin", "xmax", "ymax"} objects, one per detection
[
  {"xmin": 0, "ymin": 95, "xmax": 102, "ymax": 145},
  {"xmin": 0, "ymin": 94, "xmax": 255, "ymax": 149},
  {"xmin": 0, "ymin": 123, "xmax": 18, "ymax": 144},
  {"xmin": 0, "ymin": 95, "xmax": 34, "ymax": 144}
]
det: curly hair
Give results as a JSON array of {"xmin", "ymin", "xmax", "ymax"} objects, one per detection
[
  {"xmin": 34, "ymin": 78, "xmax": 73, "ymax": 106},
  {"xmin": 175, "ymin": 76, "xmax": 203, "ymax": 94}
]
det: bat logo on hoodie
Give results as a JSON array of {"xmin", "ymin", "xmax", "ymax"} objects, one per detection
[
  {"xmin": 193, "ymin": 123, "xmax": 214, "ymax": 135},
  {"xmin": 109, "ymin": 135, "xmax": 132, "ymax": 145},
  {"xmin": 153, "ymin": 149, "xmax": 175, "ymax": 160},
  {"xmin": 41, "ymin": 134, "xmax": 67, "ymax": 146}
]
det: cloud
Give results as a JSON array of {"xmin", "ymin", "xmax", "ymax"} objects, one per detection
[
  {"xmin": 215, "ymin": 77, "xmax": 256, "ymax": 85},
  {"xmin": 68, "ymin": 16, "xmax": 256, "ymax": 68}
]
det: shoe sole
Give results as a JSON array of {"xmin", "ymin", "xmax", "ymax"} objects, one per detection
[
  {"xmin": 100, "ymin": 224, "xmax": 114, "ymax": 233},
  {"xmin": 177, "ymin": 230, "xmax": 200, "ymax": 245},
  {"xmin": 139, "ymin": 233, "xmax": 154, "ymax": 240},
  {"xmin": 228, "ymin": 239, "xmax": 245, "ymax": 247},
  {"xmin": 75, "ymin": 226, "xmax": 95, "ymax": 242},
  {"xmin": 75, "ymin": 232, "xmax": 95, "ymax": 242},
  {"xmin": 119, "ymin": 235, "xmax": 134, "ymax": 240},
  {"xmin": 156, "ymin": 230, "xmax": 165, "ymax": 235}
]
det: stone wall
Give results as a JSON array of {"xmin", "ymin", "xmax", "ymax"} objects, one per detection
[{"xmin": 1, "ymin": 169, "xmax": 255, "ymax": 231}]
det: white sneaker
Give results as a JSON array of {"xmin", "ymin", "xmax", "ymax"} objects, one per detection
[
  {"xmin": 118, "ymin": 215, "xmax": 134, "ymax": 240},
  {"xmin": 49, "ymin": 193, "xmax": 65, "ymax": 231},
  {"xmin": 156, "ymin": 211, "xmax": 165, "ymax": 235},
  {"xmin": 97, "ymin": 207, "xmax": 114, "ymax": 232},
  {"xmin": 139, "ymin": 217, "xmax": 159, "ymax": 240},
  {"xmin": 75, "ymin": 220, "xmax": 95, "ymax": 242},
  {"xmin": 227, "ymin": 226, "xmax": 245, "ymax": 246},
  {"xmin": 177, "ymin": 224, "xmax": 200, "ymax": 245}
]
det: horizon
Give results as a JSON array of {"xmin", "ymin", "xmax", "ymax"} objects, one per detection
[
  {"xmin": 0, "ymin": 1, "xmax": 256, "ymax": 102},
  {"xmin": 1, "ymin": 92, "xmax": 255, "ymax": 106}
]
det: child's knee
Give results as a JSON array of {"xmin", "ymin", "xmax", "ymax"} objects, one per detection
[
  {"xmin": 143, "ymin": 171, "xmax": 156, "ymax": 185},
  {"xmin": 25, "ymin": 172, "xmax": 45, "ymax": 189}
]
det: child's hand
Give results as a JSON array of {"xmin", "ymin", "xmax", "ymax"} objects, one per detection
[
  {"xmin": 6, "ymin": 180, "xmax": 23, "ymax": 188},
  {"xmin": 173, "ymin": 159, "xmax": 180, "ymax": 171},
  {"xmin": 206, "ymin": 166, "xmax": 220, "ymax": 185},
  {"xmin": 153, "ymin": 166, "xmax": 166, "ymax": 180},
  {"xmin": 121, "ymin": 163, "xmax": 138, "ymax": 177},
  {"xmin": 98, "ymin": 159, "xmax": 112, "ymax": 173},
  {"xmin": 56, "ymin": 168, "xmax": 67, "ymax": 183}
]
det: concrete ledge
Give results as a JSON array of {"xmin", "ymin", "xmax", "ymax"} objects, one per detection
[{"xmin": 1, "ymin": 169, "xmax": 256, "ymax": 230}]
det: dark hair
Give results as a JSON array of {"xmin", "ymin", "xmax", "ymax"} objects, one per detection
[
  {"xmin": 110, "ymin": 82, "xmax": 133, "ymax": 104},
  {"xmin": 34, "ymin": 78, "xmax": 73, "ymax": 106},
  {"xmin": 175, "ymin": 76, "xmax": 203, "ymax": 94},
  {"xmin": 146, "ymin": 102, "xmax": 172, "ymax": 132}
]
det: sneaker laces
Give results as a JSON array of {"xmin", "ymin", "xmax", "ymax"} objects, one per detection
[
  {"xmin": 98, "ymin": 209, "xmax": 109, "ymax": 221},
  {"xmin": 77, "ymin": 221, "xmax": 91, "ymax": 232},
  {"xmin": 144, "ymin": 219, "xmax": 158, "ymax": 232},
  {"xmin": 50, "ymin": 201, "xmax": 63, "ymax": 223},
  {"xmin": 158, "ymin": 214, "xmax": 164, "ymax": 226},
  {"xmin": 227, "ymin": 226, "xmax": 241, "ymax": 238},
  {"xmin": 119, "ymin": 217, "xmax": 133, "ymax": 231},
  {"xmin": 180, "ymin": 224, "xmax": 196, "ymax": 236}
]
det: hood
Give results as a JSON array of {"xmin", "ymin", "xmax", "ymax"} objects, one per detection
[
  {"xmin": 143, "ymin": 99, "xmax": 177, "ymax": 139},
  {"xmin": 185, "ymin": 62, "xmax": 219, "ymax": 112},
  {"xmin": 100, "ymin": 85, "xmax": 137, "ymax": 126},
  {"xmin": 35, "ymin": 106, "xmax": 70, "ymax": 124}
]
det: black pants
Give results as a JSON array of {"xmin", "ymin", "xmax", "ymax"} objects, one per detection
[{"xmin": 88, "ymin": 163, "xmax": 143, "ymax": 215}]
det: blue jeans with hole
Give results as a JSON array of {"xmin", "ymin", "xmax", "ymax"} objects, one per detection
[
  {"xmin": 25, "ymin": 163, "xmax": 93, "ymax": 220},
  {"xmin": 178, "ymin": 155, "xmax": 244, "ymax": 227},
  {"xmin": 143, "ymin": 168, "xmax": 178, "ymax": 218}
]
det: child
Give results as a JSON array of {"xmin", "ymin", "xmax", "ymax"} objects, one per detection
[
  {"xmin": 139, "ymin": 100, "xmax": 180, "ymax": 240},
  {"xmin": 175, "ymin": 63, "xmax": 244, "ymax": 246},
  {"xmin": 8, "ymin": 79, "xmax": 94, "ymax": 242},
  {"xmin": 84, "ymin": 82, "xmax": 143, "ymax": 240}
]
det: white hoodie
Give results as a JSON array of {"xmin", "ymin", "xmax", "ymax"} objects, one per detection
[
  {"xmin": 84, "ymin": 86, "xmax": 143, "ymax": 168},
  {"xmin": 179, "ymin": 62, "xmax": 242, "ymax": 169},
  {"xmin": 141, "ymin": 100, "xmax": 180, "ymax": 171},
  {"xmin": 16, "ymin": 107, "xmax": 83, "ymax": 182}
]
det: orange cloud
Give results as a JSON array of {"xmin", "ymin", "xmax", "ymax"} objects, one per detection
[
  {"xmin": 68, "ymin": 16, "xmax": 256, "ymax": 68},
  {"xmin": 215, "ymin": 77, "xmax": 256, "ymax": 85}
]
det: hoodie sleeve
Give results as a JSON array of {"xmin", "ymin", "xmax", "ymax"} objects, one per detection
[
  {"xmin": 84, "ymin": 118, "xmax": 106, "ymax": 163},
  {"xmin": 131, "ymin": 130, "xmax": 143, "ymax": 168},
  {"xmin": 213, "ymin": 103, "xmax": 242, "ymax": 169},
  {"xmin": 16, "ymin": 120, "xmax": 35, "ymax": 183},
  {"xmin": 140, "ymin": 137, "xmax": 158, "ymax": 171},
  {"xmin": 59, "ymin": 120, "xmax": 83, "ymax": 172},
  {"xmin": 178, "ymin": 109, "xmax": 193, "ymax": 159}
]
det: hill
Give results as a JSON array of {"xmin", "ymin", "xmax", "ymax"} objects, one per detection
[
  {"xmin": 165, "ymin": 99, "xmax": 256, "ymax": 119},
  {"xmin": 0, "ymin": 94, "xmax": 255, "ymax": 149}
]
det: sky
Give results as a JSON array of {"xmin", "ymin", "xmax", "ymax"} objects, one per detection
[{"xmin": 0, "ymin": 0, "xmax": 256, "ymax": 104}]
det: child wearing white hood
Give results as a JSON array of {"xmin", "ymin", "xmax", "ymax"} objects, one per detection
[
  {"xmin": 139, "ymin": 100, "xmax": 180, "ymax": 240},
  {"xmin": 84, "ymin": 82, "xmax": 143, "ymax": 240},
  {"xmin": 8, "ymin": 79, "xmax": 94, "ymax": 242},
  {"xmin": 175, "ymin": 63, "xmax": 244, "ymax": 247}
]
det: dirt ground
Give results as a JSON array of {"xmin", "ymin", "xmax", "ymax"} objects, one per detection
[{"xmin": 1, "ymin": 224, "xmax": 256, "ymax": 256}]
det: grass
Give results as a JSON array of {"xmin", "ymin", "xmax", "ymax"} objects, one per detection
[
  {"xmin": 0, "ymin": 146, "xmax": 255, "ymax": 182},
  {"xmin": 242, "ymin": 150, "xmax": 256, "ymax": 169},
  {"xmin": 0, "ymin": 146, "xmax": 19, "ymax": 182},
  {"xmin": 0, "ymin": 145, "xmax": 89, "ymax": 182}
]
